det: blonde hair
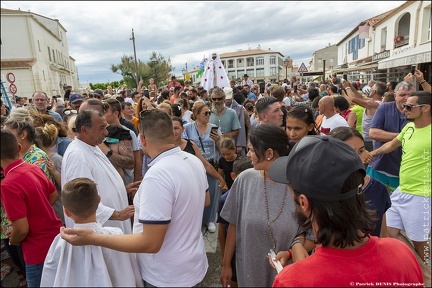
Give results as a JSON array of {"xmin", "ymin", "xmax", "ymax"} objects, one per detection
[
  {"xmin": 67, "ymin": 114, "xmax": 78, "ymax": 133},
  {"xmin": 35, "ymin": 123, "xmax": 58, "ymax": 149},
  {"xmin": 157, "ymin": 102, "xmax": 172, "ymax": 116},
  {"xmin": 191, "ymin": 101, "xmax": 208, "ymax": 121},
  {"xmin": 219, "ymin": 136, "xmax": 236, "ymax": 150}
]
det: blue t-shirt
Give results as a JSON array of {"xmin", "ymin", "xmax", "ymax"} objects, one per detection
[
  {"xmin": 363, "ymin": 177, "xmax": 391, "ymax": 237},
  {"xmin": 369, "ymin": 102, "xmax": 407, "ymax": 176},
  {"xmin": 247, "ymin": 92, "xmax": 257, "ymax": 101}
]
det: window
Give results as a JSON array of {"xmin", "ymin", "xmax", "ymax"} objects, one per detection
[
  {"xmin": 394, "ymin": 12, "xmax": 411, "ymax": 48},
  {"xmin": 256, "ymin": 68, "xmax": 264, "ymax": 77},
  {"xmin": 270, "ymin": 67, "xmax": 277, "ymax": 76},
  {"xmin": 359, "ymin": 38, "xmax": 365, "ymax": 49},
  {"xmin": 246, "ymin": 69, "xmax": 254, "ymax": 77},
  {"xmin": 52, "ymin": 49, "xmax": 56, "ymax": 63},
  {"xmin": 318, "ymin": 58, "xmax": 322, "ymax": 64},
  {"xmin": 421, "ymin": 5, "xmax": 431, "ymax": 43},
  {"xmin": 329, "ymin": 57, "xmax": 334, "ymax": 63},
  {"xmin": 228, "ymin": 60, "xmax": 234, "ymax": 68},
  {"xmin": 246, "ymin": 57, "xmax": 254, "ymax": 67},
  {"xmin": 48, "ymin": 46, "xmax": 51, "ymax": 61},
  {"xmin": 348, "ymin": 40, "xmax": 352, "ymax": 54},
  {"xmin": 270, "ymin": 56, "xmax": 276, "ymax": 65},
  {"xmin": 256, "ymin": 57, "xmax": 264, "ymax": 65},
  {"xmin": 329, "ymin": 66, "xmax": 334, "ymax": 69},
  {"xmin": 381, "ymin": 27, "xmax": 387, "ymax": 51},
  {"xmin": 237, "ymin": 59, "xmax": 244, "ymax": 68},
  {"xmin": 237, "ymin": 70, "xmax": 245, "ymax": 78},
  {"xmin": 227, "ymin": 71, "xmax": 236, "ymax": 80}
]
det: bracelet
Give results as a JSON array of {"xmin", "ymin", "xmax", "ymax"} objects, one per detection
[
  {"xmin": 290, "ymin": 239, "xmax": 304, "ymax": 248},
  {"xmin": 286, "ymin": 249, "xmax": 292, "ymax": 259},
  {"xmin": 345, "ymin": 87, "xmax": 351, "ymax": 90},
  {"xmin": 419, "ymin": 80, "xmax": 426, "ymax": 85}
]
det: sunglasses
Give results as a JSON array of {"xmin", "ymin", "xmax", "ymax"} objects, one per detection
[
  {"xmin": 402, "ymin": 104, "xmax": 425, "ymax": 111},
  {"xmin": 64, "ymin": 109, "xmax": 77, "ymax": 115},
  {"xmin": 203, "ymin": 111, "xmax": 211, "ymax": 116},
  {"xmin": 212, "ymin": 97, "xmax": 223, "ymax": 101}
]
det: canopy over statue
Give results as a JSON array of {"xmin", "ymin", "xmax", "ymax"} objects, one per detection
[{"xmin": 200, "ymin": 52, "xmax": 230, "ymax": 91}]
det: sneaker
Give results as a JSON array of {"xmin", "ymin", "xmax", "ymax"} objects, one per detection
[{"xmin": 207, "ymin": 222, "xmax": 216, "ymax": 233}]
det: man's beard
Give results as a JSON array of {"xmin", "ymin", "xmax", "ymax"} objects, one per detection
[
  {"xmin": 292, "ymin": 204, "xmax": 312, "ymax": 229},
  {"xmin": 212, "ymin": 102, "xmax": 224, "ymax": 113}
]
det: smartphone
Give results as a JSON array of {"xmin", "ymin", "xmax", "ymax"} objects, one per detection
[
  {"xmin": 343, "ymin": 74, "xmax": 348, "ymax": 81},
  {"xmin": 411, "ymin": 65, "xmax": 416, "ymax": 75},
  {"xmin": 293, "ymin": 85, "xmax": 297, "ymax": 93},
  {"xmin": 211, "ymin": 126, "xmax": 218, "ymax": 133}
]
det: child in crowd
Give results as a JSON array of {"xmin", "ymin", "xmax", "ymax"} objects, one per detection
[
  {"xmin": 217, "ymin": 137, "xmax": 238, "ymax": 190},
  {"xmin": 41, "ymin": 178, "xmax": 142, "ymax": 287},
  {"xmin": 217, "ymin": 156, "xmax": 253, "ymax": 287}
]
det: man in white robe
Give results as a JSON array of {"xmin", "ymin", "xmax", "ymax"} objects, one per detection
[
  {"xmin": 61, "ymin": 110, "xmax": 134, "ymax": 233},
  {"xmin": 200, "ymin": 52, "xmax": 230, "ymax": 91}
]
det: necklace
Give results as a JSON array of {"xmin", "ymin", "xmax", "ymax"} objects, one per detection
[
  {"xmin": 6, "ymin": 161, "xmax": 26, "ymax": 176},
  {"xmin": 263, "ymin": 170, "xmax": 289, "ymax": 250},
  {"xmin": 195, "ymin": 122, "xmax": 208, "ymax": 138}
]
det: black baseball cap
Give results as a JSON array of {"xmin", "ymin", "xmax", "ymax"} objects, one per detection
[{"xmin": 268, "ymin": 135, "xmax": 365, "ymax": 201}]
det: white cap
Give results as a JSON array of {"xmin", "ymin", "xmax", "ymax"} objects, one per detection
[{"xmin": 223, "ymin": 87, "xmax": 233, "ymax": 99}]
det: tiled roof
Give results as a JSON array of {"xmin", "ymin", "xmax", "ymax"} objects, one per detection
[
  {"xmin": 1, "ymin": 59, "xmax": 37, "ymax": 68},
  {"xmin": 1, "ymin": 8, "xmax": 31, "ymax": 15},
  {"xmin": 220, "ymin": 49, "xmax": 283, "ymax": 58},
  {"xmin": 336, "ymin": 1, "xmax": 410, "ymax": 46}
]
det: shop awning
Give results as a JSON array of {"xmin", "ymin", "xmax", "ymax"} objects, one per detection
[{"xmin": 378, "ymin": 50, "xmax": 431, "ymax": 70}]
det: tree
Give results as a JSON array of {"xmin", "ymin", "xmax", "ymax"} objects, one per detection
[{"xmin": 111, "ymin": 52, "xmax": 173, "ymax": 89}]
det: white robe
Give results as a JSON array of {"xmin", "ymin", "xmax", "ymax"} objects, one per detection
[
  {"xmin": 61, "ymin": 138, "xmax": 132, "ymax": 234},
  {"xmin": 200, "ymin": 52, "xmax": 230, "ymax": 91},
  {"xmin": 40, "ymin": 222, "xmax": 143, "ymax": 287}
]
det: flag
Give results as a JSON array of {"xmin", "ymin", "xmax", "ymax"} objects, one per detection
[
  {"xmin": 358, "ymin": 24, "xmax": 369, "ymax": 39},
  {"xmin": 197, "ymin": 55, "xmax": 206, "ymax": 78}
]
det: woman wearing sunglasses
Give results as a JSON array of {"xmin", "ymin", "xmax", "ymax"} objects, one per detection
[{"xmin": 183, "ymin": 102, "xmax": 223, "ymax": 233}]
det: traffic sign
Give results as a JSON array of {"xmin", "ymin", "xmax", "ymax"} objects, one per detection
[
  {"xmin": 6, "ymin": 72, "xmax": 15, "ymax": 83},
  {"xmin": 298, "ymin": 63, "xmax": 308, "ymax": 73},
  {"xmin": 9, "ymin": 83, "xmax": 17, "ymax": 95}
]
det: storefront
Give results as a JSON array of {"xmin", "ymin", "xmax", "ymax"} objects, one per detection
[{"xmin": 377, "ymin": 45, "xmax": 431, "ymax": 87}]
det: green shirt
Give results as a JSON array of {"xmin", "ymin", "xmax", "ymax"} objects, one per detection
[
  {"xmin": 397, "ymin": 122, "xmax": 431, "ymax": 196},
  {"xmin": 351, "ymin": 105, "xmax": 365, "ymax": 135}
]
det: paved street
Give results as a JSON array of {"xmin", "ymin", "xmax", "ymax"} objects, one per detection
[{"xmin": 1, "ymin": 225, "xmax": 222, "ymax": 287}]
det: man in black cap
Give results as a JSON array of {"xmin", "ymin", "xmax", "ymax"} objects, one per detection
[{"xmin": 268, "ymin": 135, "xmax": 424, "ymax": 287}]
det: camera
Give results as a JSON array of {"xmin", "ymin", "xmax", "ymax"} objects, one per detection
[{"xmin": 411, "ymin": 65, "xmax": 416, "ymax": 75}]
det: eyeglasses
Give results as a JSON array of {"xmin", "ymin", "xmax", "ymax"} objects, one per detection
[
  {"xmin": 211, "ymin": 97, "xmax": 223, "ymax": 101},
  {"xmin": 203, "ymin": 111, "xmax": 211, "ymax": 116},
  {"xmin": 64, "ymin": 109, "xmax": 77, "ymax": 115},
  {"xmin": 402, "ymin": 104, "xmax": 425, "ymax": 111}
]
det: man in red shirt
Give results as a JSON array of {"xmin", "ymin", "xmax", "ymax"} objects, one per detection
[
  {"xmin": 1, "ymin": 130, "xmax": 62, "ymax": 288},
  {"xmin": 167, "ymin": 75, "xmax": 182, "ymax": 89},
  {"xmin": 269, "ymin": 135, "xmax": 424, "ymax": 287}
]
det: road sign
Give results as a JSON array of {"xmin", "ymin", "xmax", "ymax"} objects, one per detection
[
  {"xmin": 297, "ymin": 63, "xmax": 308, "ymax": 73},
  {"xmin": 6, "ymin": 72, "xmax": 15, "ymax": 83},
  {"xmin": 9, "ymin": 83, "xmax": 17, "ymax": 95}
]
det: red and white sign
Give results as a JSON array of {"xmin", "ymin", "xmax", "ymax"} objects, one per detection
[
  {"xmin": 9, "ymin": 83, "xmax": 17, "ymax": 95},
  {"xmin": 297, "ymin": 63, "xmax": 308, "ymax": 73},
  {"xmin": 6, "ymin": 72, "xmax": 15, "ymax": 83}
]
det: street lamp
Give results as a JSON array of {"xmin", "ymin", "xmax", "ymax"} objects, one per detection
[
  {"xmin": 130, "ymin": 28, "xmax": 139, "ymax": 89},
  {"xmin": 283, "ymin": 56, "xmax": 292, "ymax": 80},
  {"xmin": 150, "ymin": 55, "xmax": 158, "ymax": 85}
]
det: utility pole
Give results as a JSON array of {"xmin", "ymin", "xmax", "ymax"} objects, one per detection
[
  {"xmin": 130, "ymin": 28, "xmax": 139, "ymax": 89},
  {"xmin": 322, "ymin": 60, "xmax": 326, "ymax": 84}
]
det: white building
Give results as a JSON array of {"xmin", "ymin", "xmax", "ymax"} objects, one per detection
[
  {"xmin": 333, "ymin": 7, "xmax": 396, "ymax": 83},
  {"xmin": 1, "ymin": 8, "xmax": 78, "ymax": 99},
  {"xmin": 219, "ymin": 47, "xmax": 287, "ymax": 84},
  {"xmin": 374, "ymin": 0, "xmax": 431, "ymax": 83}
]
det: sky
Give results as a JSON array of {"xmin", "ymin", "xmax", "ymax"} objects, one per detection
[{"xmin": 2, "ymin": 1, "xmax": 406, "ymax": 85}]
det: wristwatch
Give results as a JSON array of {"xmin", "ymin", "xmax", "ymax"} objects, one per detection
[{"xmin": 106, "ymin": 149, "xmax": 113, "ymax": 158}]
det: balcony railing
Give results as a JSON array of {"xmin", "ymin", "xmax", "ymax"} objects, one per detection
[{"xmin": 394, "ymin": 36, "xmax": 409, "ymax": 48}]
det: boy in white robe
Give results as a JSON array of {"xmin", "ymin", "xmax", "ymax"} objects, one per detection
[{"xmin": 41, "ymin": 178, "xmax": 143, "ymax": 287}]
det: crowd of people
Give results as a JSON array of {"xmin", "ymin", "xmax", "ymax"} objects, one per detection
[{"xmin": 0, "ymin": 68, "xmax": 430, "ymax": 287}]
